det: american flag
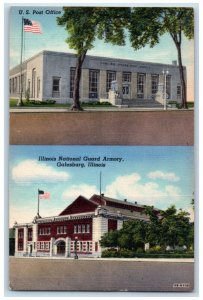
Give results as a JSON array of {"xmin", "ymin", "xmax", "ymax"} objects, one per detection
[
  {"xmin": 39, "ymin": 190, "xmax": 50, "ymax": 199},
  {"xmin": 24, "ymin": 18, "xmax": 42, "ymax": 34}
]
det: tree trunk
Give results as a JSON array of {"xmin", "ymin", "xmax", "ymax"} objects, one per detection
[
  {"xmin": 176, "ymin": 43, "xmax": 188, "ymax": 109},
  {"xmin": 71, "ymin": 51, "xmax": 87, "ymax": 111}
]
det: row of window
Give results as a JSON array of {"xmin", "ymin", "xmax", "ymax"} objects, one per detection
[
  {"xmin": 37, "ymin": 241, "xmax": 50, "ymax": 250},
  {"xmin": 74, "ymin": 224, "xmax": 90, "ymax": 234},
  {"xmin": 10, "ymin": 69, "xmax": 41, "ymax": 98},
  {"xmin": 38, "ymin": 224, "xmax": 91, "ymax": 235},
  {"xmin": 64, "ymin": 69, "xmax": 173, "ymax": 99},
  {"xmin": 9, "ymin": 75, "xmax": 25, "ymax": 94},
  {"xmin": 39, "ymin": 227, "xmax": 51, "ymax": 235},
  {"xmin": 10, "ymin": 69, "xmax": 181, "ymax": 100},
  {"xmin": 71, "ymin": 241, "xmax": 92, "ymax": 252}
]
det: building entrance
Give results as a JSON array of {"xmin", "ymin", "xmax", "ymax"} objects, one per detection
[
  {"xmin": 122, "ymin": 84, "xmax": 130, "ymax": 99},
  {"xmin": 57, "ymin": 241, "xmax": 65, "ymax": 255}
]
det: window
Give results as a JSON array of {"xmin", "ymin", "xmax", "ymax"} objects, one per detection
[
  {"xmin": 52, "ymin": 77, "xmax": 60, "ymax": 97},
  {"xmin": 151, "ymin": 75, "xmax": 159, "ymax": 95},
  {"xmin": 122, "ymin": 72, "xmax": 131, "ymax": 82},
  {"xmin": 166, "ymin": 75, "xmax": 171, "ymax": 99},
  {"xmin": 137, "ymin": 74, "xmax": 145, "ymax": 98},
  {"xmin": 9, "ymin": 79, "xmax": 11, "ymax": 93},
  {"xmin": 86, "ymin": 224, "xmax": 90, "ymax": 233},
  {"xmin": 56, "ymin": 226, "xmax": 66, "ymax": 234},
  {"xmin": 32, "ymin": 68, "xmax": 36, "ymax": 98},
  {"xmin": 37, "ymin": 242, "xmax": 50, "ymax": 250},
  {"xmin": 18, "ymin": 229, "xmax": 23, "ymax": 238},
  {"xmin": 74, "ymin": 225, "xmax": 77, "ymax": 233},
  {"xmin": 18, "ymin": 241, "xmax": 23, "ymax": 251},
  {"xmin": 37, "ymin": 77, "xmax": 40, "ymax": 98},
  {"xmin": 82, "ymin": 224, "xmax": 86, "ymax": 233},
  {"xmin": 122, "ymin": 85, "xmax": 130, "ymax": 95},
  {"xmin": 39, "ymin": 227, "xmax": 51, "ymax": 235},
  {"xmin": 177, "ymin": 85, "xmax": 181, "ymax": 97},
  {"xmin": 106, "ymin": 71, "xmax": 116, "ymax": 92},
  {"xmin": 89, "ymin": 69, "xmax": 99, "ymax": 98},
  {"xmin": 74, "ymin": 224, "xmax": 90, "ymax": 234},
  {"xmin": 70, "ymin": 67, "xmax": 76, "ymax": 98},
  {"xmin": 14, "ymin": 77, "xmax": 17, "ymax": 93},
  {"xmin": 28, "ymin": 230, "xmax": 32, "ymax": 239},
  {"xmin": 87, "ymin": 242, "xmax": 90, "ymax": 252},
  {"xmin": 78, "ymin": 225, "xmax": 81, "ymax": 233},
  {"xmin": 27, "ymin": 79, "xmax": 31, "ymax": 96}
]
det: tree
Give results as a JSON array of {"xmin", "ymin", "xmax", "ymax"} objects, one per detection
[
  {"xmin": 144, "ymin": 205, "xmax": 162, "ymax": 246},
  {"xmin": 100, "ymin": 230, "xmax": 119, "ymax": 248},
  {"xmin": 57, "ymin": 7, "xmax": 130, "ymax": 110},
  {"xmin": 159, "ymin": 205, "xmax": 192, "ymax": 249},
  {"xmin": 100, "ymin": 219, "xmax": 147, "ymax": 251},
  {"xmin": 128, "ymin": 7, "xmax": 194, "ymax": 109},
  {"xmin": 118, "ymin": 219, "xmax": 147, "ymax": 250}
]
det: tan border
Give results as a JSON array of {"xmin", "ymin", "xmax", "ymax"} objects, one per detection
[{"xmin": 10, "ymin": 110, "xmax": 194, "ymax": 145}]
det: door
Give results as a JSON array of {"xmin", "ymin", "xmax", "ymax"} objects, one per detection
[
  {"xmin": 57, "ymin": 241, "xmax": 65, "ymax": 255},
  {"xmin": 122, "ymin": 84, "xmax": 130, "ymax": 99}
]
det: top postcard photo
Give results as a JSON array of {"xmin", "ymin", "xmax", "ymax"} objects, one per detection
[{"xmin": 9, "ymin": 6, "xmax": 194, "ymax": 112}]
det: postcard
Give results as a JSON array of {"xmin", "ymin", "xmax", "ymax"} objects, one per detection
[{"xmin": 8, "ymin": 4, "xmax": 195, "ymax": 294}]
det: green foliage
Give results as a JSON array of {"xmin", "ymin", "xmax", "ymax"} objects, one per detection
[
  {"xmin": 128, "ymin": 7, "xmax": 194, "ymax": 50},
  {"xmin": 128, "ymin": 7, "xmax": 194, "ymax": 109},
  {"xmin": 100, "ymin": 230, "xmax": 119, "ymax": 248},
  {"xmin": 57, "ymin": 8, "xmax": 130, "ymax": 54},
  {"xmin": 100, "ymin": 205, "xmax": 194, "ymax": 255}
]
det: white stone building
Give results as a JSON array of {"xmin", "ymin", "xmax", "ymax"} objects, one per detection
[{"xmin": 9, "ymin": 50, "xmax": 185, "ymax": 107}]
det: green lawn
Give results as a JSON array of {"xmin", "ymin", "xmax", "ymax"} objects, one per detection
[{"xmin": 9, "ymin": 99, "xmax": 114, "ymax": 109}]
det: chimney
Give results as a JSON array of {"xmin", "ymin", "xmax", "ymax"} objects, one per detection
[
  {"xmin": 172, "ymin": 60, "xmax": 177, "ymax": 66},
  {"xmin": 124, "ymin": 199, "xmax": 127, "ymax": 202}
]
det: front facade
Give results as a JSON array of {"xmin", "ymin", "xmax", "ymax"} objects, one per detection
[
  {"xmin": 13, "ymin": 194, "xmax": 159, "ymax": 258},
  {"xmin": 9, "ymin": 50, "xmax": 185, "ymax": 107}
]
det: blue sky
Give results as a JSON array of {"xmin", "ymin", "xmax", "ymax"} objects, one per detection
[
  {"xmin": 9, "ymin": 6, "xmax": 194, "ymax": 101},
  {"xmin": 9, "ymin": 145, "xmax": 194, "ymax": 226}
]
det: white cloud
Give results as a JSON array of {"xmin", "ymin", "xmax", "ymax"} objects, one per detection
[
  {"xmin": 62, "ymin": 184, "xmax": 98, "ymax": 201},
  {"xmin": 12, "ymin": 159, "xmax": 70, "ymax": 184},
  {"xmin": 147, "ymin": 170, "xmax": 180, "ymax": 182},
  {"xmin": 103, "ymin": 173, "xmax": 185, "ymax": 208},
  {"xmin": 104, "ymin": 173, "xmax": 165, "ymax": 206}
]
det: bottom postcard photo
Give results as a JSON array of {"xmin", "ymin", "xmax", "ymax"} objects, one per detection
[{"xmin": 9, "ymin": 145, "xmax": 194, "ymax": 292}]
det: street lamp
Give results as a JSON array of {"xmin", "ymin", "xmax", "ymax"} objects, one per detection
[
  {"xmin": 162, "ymin": 69, "xmax": 169, "ymax": 110},
  {"xmin": 74, "ymin": 236, "xmax": 78, "ymax": 259}
]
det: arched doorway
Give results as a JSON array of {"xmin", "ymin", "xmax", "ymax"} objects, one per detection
[{"xmin": 57, "ymin": 240, "xmax": 65, "ymax": 255}]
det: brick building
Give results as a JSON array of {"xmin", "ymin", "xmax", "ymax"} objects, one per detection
[
  {"xmin": 13, "ymin": 194, "xmax": 159, "ymax": 258},
  {"xmin": 9, "ymin": 50, "xmax": 185, "ymax": 107}
]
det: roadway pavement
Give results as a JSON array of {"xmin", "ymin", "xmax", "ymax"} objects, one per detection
[{"xmin": 9, "ymin": 257, "xmax": 194, "ymax": 292}]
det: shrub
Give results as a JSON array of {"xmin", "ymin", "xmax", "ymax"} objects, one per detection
[{"xmin": 118, "ymin": 249, "xmax": 134, "ymax": 258}]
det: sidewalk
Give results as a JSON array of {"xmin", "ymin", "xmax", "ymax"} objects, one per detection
[{"xmin": 12, "ymin": 256, "xmax": 194, "ymax": 263}]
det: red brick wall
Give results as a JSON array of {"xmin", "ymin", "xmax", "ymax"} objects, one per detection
[
  {"xmin": 108, "ymin": 219, "xmax": 117, "ymax": 232},
  {"xmin": 37, "ymin": 218, "xmax": 92, "ymax": 241}
]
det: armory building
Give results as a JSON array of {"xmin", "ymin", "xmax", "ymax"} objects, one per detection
[
  {"xmin": 9, "ymin": 50, "xmax": 185, "ymax": 107},
  {"xmin": 13, "ymin": 194, "xmax": 159, "ymax": 258}
]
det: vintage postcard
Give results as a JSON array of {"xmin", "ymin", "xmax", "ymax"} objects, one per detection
[{"xmin": 8, "ymin": 4, "xmax": 195, "ymax": 294}]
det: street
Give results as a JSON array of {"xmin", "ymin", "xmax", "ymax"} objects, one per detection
[{"xmin": 9, "ymin": 257, "xmax": 194, "ymax": 292}]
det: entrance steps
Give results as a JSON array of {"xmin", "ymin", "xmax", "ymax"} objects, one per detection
[{"xmin": 121, "ymin": 99, "xmax": 164, "ymax": 108}]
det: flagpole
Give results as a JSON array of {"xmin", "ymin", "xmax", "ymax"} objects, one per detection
[
  {"xmin": 100, "ymin": 172, "xmax": 102, "ymax": 196},
  {"xmin": 19, "ymin": 16, "xmax": 24, "ymax": 106},
  {"xmin": 37, "ymin": 189, "xmax": 40, "ymax": 217}
]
